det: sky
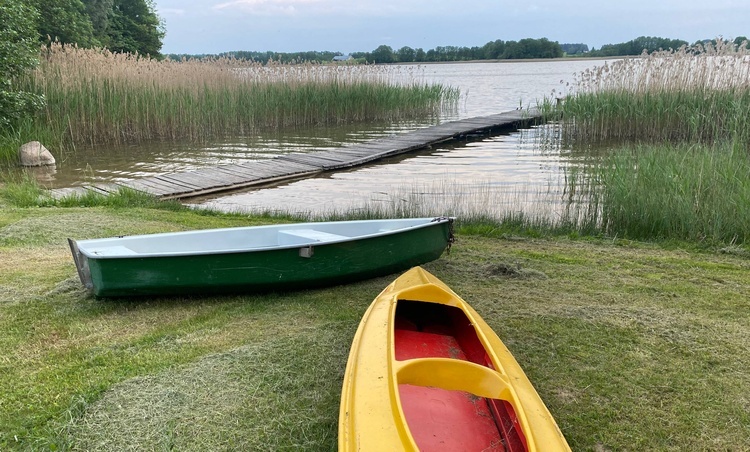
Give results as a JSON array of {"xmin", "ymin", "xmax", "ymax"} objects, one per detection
[{"xmin": 153, "ymin": 0, "xmax": 750, "ymax": 55}]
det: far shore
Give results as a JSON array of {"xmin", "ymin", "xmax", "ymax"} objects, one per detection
[{"xmin": 387, "ymin": 55, "xmax": 629, "ymax": 65}]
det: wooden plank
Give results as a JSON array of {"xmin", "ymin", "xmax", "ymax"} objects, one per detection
[
  {"xmin": 84, "ymin": 185, "xmax": 114, "ymax": 195},
  {"xmin": 120, "ymin": 178, "xmax": 177, "ymax": 195},
  {"xmin": 161, "ymin": 170, "xmax": 229, "ymax": 186},
  {"xmin": 191, "ymin": 168, "xmax": 252, "ymax": 184},
  {"xmin": 47, "ymin": 109, "xmax": 544, "ymax": 201},
  {"xmin": 213, "ymin": 165, "xmax": 267, "ymax": 179},
  {"xmin": 91, "ymin": 183, "xmax": 125, "ymax": 194},
  {"xmin": 231, "ymin": 163, "xmax": 287, "ymax": 178},
  {"xmin": 167, "ymin": 169, "xmax": 228, "ymax": 184},
  {"xmin": 278, "ymin": 154, "xmax": 347, "ymax": 167},
  {"xmin": 138, "ymin": 175, "xmax": 191, "ymax": 191},
  {"xmin": 305, "ymin": 151, "xmax": 352, "ymax": 163},
  {"xmin": 153, "ymin": 173, "xmax": 204, "ymax": 186},
  {"xmin": 261, "ymin": 160, "xmax": 320, "ymax": 173},
  {"xmin": 162, "ymin": 175, "xmax": 224, "ymax": 191},
  {"xmin": 117, "ymin": 179, "xmax": 166, "ymax": 195},
  {"xmin": 153, "ymin": 174, "xmax": 205, "ymax": 191}
]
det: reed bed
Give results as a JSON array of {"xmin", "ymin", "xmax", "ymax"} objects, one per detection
[
  {"xmin": 560, "ymin": 39, "xmax": 750, "ymax": 146},
  {"xmin": 581, "ymin": 142, "xmax": 750, "ymax": 244},
  {"xmin": 544, "ymin": 40, "xmax": 750, "ymax": 245},
  {"xmin": 15, "ymin": 44, "xmax": 458, "ymax": 148}
]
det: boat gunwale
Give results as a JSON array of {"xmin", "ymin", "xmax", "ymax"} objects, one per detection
[
  {"xmin": 70, "ymin": 217, "xmax": 453, "ymax": 260},
  {"xmin": 339, "ymin": 267, "xmax": 571, "ymax": 452}
]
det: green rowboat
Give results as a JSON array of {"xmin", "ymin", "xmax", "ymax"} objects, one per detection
[{"xmin": 68, "ymin": 217, "xmax": 454, "ymax": 298}]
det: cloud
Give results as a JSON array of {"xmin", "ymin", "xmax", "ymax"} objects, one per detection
[
  {"xmin": 213, "ymin": 0, "xmax": 327, "ymax": 15},
  {"xmin": 157, "ymin": 7, "xmax": 187, "ymax": 15},
  {"xmin": 210, "ymin": 0, "xmax": 452, "ymax": 16}
]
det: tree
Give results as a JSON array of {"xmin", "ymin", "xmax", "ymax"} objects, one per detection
[
  {"xmin": 397, "ymin": 46, "xmax": 416, "ymax": 63},
  {"xmin": 82, "ymin": 0, "xmax": 114, "ymax": 41},
  {"xmin": 107, "ymin": 0, "xmax": 165, "ymax": 57},
  {"xmin": 0, "ymin": 0, "xmax": 45, "ymax": 129},
  {"xmin": 591, "ymin": 36, "xmax": 688, "ymax": 57},
  {"xmin": 482, "ymin": 40, "xmax": 505, "ymax": 59},
  {"xmin": 34, "ymin": 0, "xmax": 99, "ymax": 47},
  {"xmin": 560, "ymin": 43, "xmax": 589, "ymax": 55},
  {"xmin": 369, "ymin": 45, "xmax": 395, "ymax": 64}
]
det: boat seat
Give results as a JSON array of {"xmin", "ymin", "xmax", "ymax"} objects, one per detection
[
  {"xmin": 277, "ymin": 229, "xmax": 349, "ymax": 245},
  {"xmin": 395, "ymin": 357, "xmax": 513, "ymax": 401}
]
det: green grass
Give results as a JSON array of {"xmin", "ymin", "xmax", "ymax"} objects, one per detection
[{"xmin": 1, "ymin": 202, "xmax": 749, "ymax": 450}]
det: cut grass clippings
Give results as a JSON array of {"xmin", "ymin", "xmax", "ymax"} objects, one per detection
[{"xmin": 1, "ymin": 205, "xmax": 749, "ymax": 450}]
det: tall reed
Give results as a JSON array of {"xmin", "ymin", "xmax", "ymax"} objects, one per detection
[
  {"xmin": 561, "ymin": 39, "xmax": 750, "ymax": 146},
  {"xmin": 581, "ymin": 142, "xmax": 750, "ymax": 244},
  {"xmin": 14, "ymin": 44, "xmax": 458, "ymax": 149}
]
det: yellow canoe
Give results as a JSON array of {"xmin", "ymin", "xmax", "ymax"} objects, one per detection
[{"xmin": 338, "ymin": 267, "xmax": 570, "ymax": 451}]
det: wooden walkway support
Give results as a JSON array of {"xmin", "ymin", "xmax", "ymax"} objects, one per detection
[{"xmin": 49, "ymin": 108, "xmax": 542, "ymax": 201}]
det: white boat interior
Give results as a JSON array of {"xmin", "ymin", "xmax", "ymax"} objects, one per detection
[{"xmin": 73, "ymin": 217, "xmax": 450, "ymax": 258}]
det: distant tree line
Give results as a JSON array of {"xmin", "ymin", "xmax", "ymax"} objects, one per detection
[
  {"xmin": 588, "ymin": 36, "xmax": 689, "ymax": 57},
  {"xmin": 351, "ymin": 38, "xmax": 565, "ymax": 63},
  {"xmin": 167, "ymin": 50, "xmax": 341, "ymax": 64},
  {"xmin": 168, "ymin": 38, "xmax": 566, "ymax": 64},
  {"xmin": 587, "ymin": 36, "xmax": 749, "ymax": 57},
  {"xmin": 168, "ymin": 35, "xmax": 750, "ymax": 66}
]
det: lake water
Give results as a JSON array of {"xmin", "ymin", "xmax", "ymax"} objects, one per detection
[{"xmin": 38, "ymin": 59, "xmax": 612, "ymax": 217}]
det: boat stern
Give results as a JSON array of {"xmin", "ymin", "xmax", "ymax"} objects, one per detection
[{"xmin": 68, "ymin": 238, "xmax": 94, "ymax": 292}]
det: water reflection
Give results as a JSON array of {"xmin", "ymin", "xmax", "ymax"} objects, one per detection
[
  {"xmin": 191, "ymin": 124, "xmax": 585, "ymax": 218},
  {"xmin": 35, "ymin": 120, "xmax": 436, "ymax": 188},
  {"xmin": 22, "ymin": 165, "xmax": 58, "ymax": 184}
]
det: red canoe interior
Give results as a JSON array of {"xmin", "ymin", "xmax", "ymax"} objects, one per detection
[{"xmin": 394, "ymin": 300, "xmax": 528, "ymax": 452}]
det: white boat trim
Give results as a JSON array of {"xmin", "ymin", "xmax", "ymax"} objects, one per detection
[{"xmin": 70, "ymin": 217, "xmax": 454, "ymax": 259}]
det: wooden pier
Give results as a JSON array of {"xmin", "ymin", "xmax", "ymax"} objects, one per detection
[{"xmin": 49, "ymin": 108, "xmax": 542, "ymax": 201}]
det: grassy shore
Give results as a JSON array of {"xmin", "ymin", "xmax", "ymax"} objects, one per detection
[{"xmin": 1, "ymin": 194, "xmax": 749, "ymax": 450}]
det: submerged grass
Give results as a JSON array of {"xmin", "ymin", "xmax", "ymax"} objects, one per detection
[{"xmin": 0, "ymin": 204, "xmax": 748, "ymax": 450}]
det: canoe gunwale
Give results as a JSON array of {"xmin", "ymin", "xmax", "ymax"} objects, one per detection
[
  {"xmin": 338, "ymin": 267, "xmax": 571, "ymax": 451},
  {"xmin": 70, "ymin": 217, "xmax": 454, "ymax": 260}
]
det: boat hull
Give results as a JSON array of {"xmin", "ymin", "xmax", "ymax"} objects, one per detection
[
  {"xmin": 69, "ymin": 218, "xmax": 453, "ymax": 297},
  {"xmin": 338, "ymin": 267, "xmax": 570, "ymax": 451}
]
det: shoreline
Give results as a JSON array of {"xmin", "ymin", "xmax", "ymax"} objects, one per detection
[{"xmin": 390, "ymin": 56, "xmax": 629, "ymax": 65}]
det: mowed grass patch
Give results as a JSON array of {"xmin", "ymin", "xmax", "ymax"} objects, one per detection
[
  {"xmin": 1, "ymin": 206, "xmax": 749, "ymax": 450},
  {"xmin": 65, "ymin": 327, "xmax": 351, "ymax": 451}
]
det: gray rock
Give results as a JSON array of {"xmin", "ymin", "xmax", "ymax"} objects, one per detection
[{"xmin": 19, "ymin": 141, "xmax": 56, "ymax": 167}]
